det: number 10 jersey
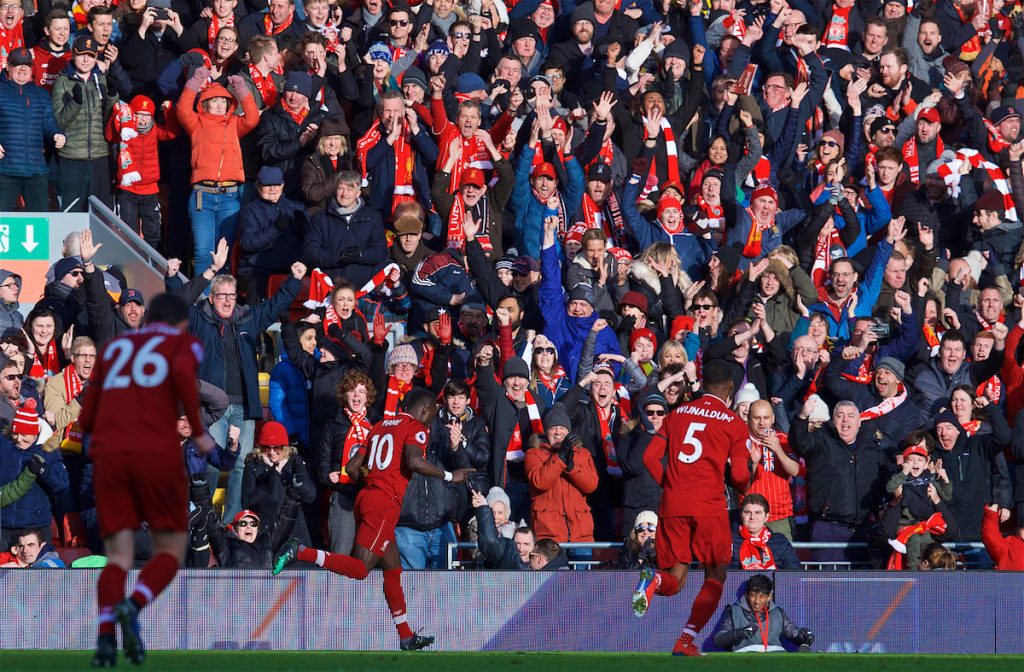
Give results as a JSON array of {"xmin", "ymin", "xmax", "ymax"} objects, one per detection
[{"xmin": 361, "ymin": 413, "xmax": 429, "ymax": 505}]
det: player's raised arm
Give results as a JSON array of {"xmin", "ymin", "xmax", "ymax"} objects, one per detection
[
  {"xmin": 643, "ymin": 428, "xmax": 669, "ymax": 485},
  {"xmin": 401, "ymin": 388, "xmax": 474, "ymax": 483},
  {"xmin": 403, "ymin": 442, "xmax": 473, "ymax": 483}
]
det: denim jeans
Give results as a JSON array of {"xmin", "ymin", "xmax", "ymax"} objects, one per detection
[
  {"xmin": 394, "ymin": 523, "xmax": 456, "ymax": 569},
  {"xmin": 0, "ymin": 173, "xmax": 49, "ymax": 211},
  {"xmin": 205, "ymin": 404, "xmax": 255, "ymax": 524},
  {"xmin": 189, "ymin": 188, "xmax": 241, "ymax": 276}
]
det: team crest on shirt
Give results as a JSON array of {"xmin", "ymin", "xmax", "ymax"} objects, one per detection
[{"xmin": 415, "ymin": 431, "xmax": 426, "ymax": 444}]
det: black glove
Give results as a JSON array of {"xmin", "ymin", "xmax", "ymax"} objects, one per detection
[
  {"xmin": 189, "ymin": 476, "xmax": 212, "ymax": 505},
  {"xmin": 274, "ymin": 214, "xmax": 290, "ymax": 231},
  {"xmin": 287, "ymin": 472, "xmax": 305, "ymax": 497},
  {"xmin": 740, "ymin": 624, "xmax": 757, "ymax": 639},
  {"xmin": 339, "ymin": 246, "xmax": 362, "ymax": 263},
  {"xmin": 797, "ymin": 628, "xmax": 814, "ymax": 646},
  {"xmin": 27, "ymin": 453, "xmax": 47, "ymax": 476},
  {"xmin": 188, "ymin": 503, "xmax": 207, "ymax": 532},
  {"xmin": 71, "ymin": 83, "xmax": 84, "ymax": 105}
]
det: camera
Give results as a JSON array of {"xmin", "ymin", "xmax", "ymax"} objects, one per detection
[
  {"xmin": 869, "ymin": 319, "xmax": 889, "ymax": 340},
  {"xmin": 147, "ymin": 0, "xmax": 171, "ymax": 19}
]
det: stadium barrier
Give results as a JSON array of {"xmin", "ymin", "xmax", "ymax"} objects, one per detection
[{"xmin": 1, "ymin": 570, "xmax": 1020, "ymax": 654}]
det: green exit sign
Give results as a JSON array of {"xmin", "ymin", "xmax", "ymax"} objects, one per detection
[{"xmin": 0, "ymin": 217, "xmax": 49, "ymax": 261}]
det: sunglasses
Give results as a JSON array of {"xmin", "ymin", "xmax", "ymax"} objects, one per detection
[
  {"xmin": 877, "ymin": 127, "xmax": 896, "ymax": 135},
  {"xmin": 535, "ymin": 347, "xmax": 556, "ymax": 354},
  {"xmin": 645, "ymin": 408, "xmax": 666, "ymax": 416},
  {"xmin": 3, "ymin": 374, "xmax": 20, "ymax": 381},
  {"xmin": 820, "ymin": 140, "xmax": 840, "ymax": 148},
  {"xmin": 452, "ymin": 31, "xmax": 470, "ymax": 39},
  {"xmin": 692, "ymin": 304, "xmax": 715, "ymax": 311},
  {"xmin": 635, "ymin": 524, "xmax": 657, "ymax": 533},
  {"xmin": 69, "ymin": 270, "xmax": 84, "ymax": 277},
  {"xmin": 390, "ymin": 19, "xmax": 409, "ymax": 26},
  {"xmin": 236, "ymin": 519, "xmax": 259, "ymax": 528}
]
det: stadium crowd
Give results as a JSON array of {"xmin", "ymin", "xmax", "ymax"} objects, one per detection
[{"xmin": 3, "ymin": 0, "xmax": 1024, "ymax": 573}]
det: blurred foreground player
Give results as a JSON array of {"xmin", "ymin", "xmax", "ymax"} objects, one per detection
[
  {"xmin": 79, "ymin": 294, "xmax": 215, "ymax": 667},
  {"xmin": 633, "ymin": 359, "xmax": 751, "ymax": 656},
  {"xmin": 272, "ymin": 388, "xmax": 472, "ymax": 650}
]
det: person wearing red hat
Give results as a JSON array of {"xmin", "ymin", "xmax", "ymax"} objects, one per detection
[
  {"xmin": 727, "ymin": 180, "xmax": 806, "ymax": 266},
  {"xmin": 882, "ymin": 439, "xmax": 953, "ymax": 569},
  {"xmin": 104, "ymin": 93, "xmax": 179, "ymax": 251},
  {"xmin": 901, "ymin": 104, "xmax": 944, "ymax": 185}
]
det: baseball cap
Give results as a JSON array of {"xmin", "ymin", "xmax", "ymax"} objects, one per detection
[
  {"xmin": 7, "ymin": 47, "xmax": 32, "ymax": 67},
  {"xmin": 533, "ymin": 162, "xmax": 556, "ymax": 180},
  {"xmin": 73, "ymin": 35, "xmax": 98, "ymax": 57},
  {"xmin": 511, "ymin": 255, "xmax": 540, "ymax": 275},
  {"xmin": 990, "ymin": 104, "xmax": 1020, "ymax": 126},
  {"xmin": 119, "ymin": 289, "xmax": 145, "ymax": 307},
  {"xmin": 257, "ymin": 165, "xmax": 284, "ymax": 185},
  {"xmin": 587, "ymin": 161, "xmax": 612, "ymax": 183},
  {"xmin": 459, "ymin": 167, "xmax": 485, "ymax": 189},
  {"xmin": 902, "ymin": 443, "xmax": 929, "ymax": 460},
  {"xmin": 233, "ymin": 509, "xmax": 261, "ymax": 526},
  {"xmin": 918, "ymin": 107, "xmax": 940, "ymax": 124}
]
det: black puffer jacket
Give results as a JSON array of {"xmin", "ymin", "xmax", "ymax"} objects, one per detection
[
  {"xmin": 241, "ymin": 454, "xmax": 317, "ymax": 545},
  {"xmin": 790, "ymin": 418, "xmax": 894, "ymax": 527}
]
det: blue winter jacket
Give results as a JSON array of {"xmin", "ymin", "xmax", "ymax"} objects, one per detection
[
  {"xmin": 0, "ymin": 73, "xmax": 61, "ymax": 178},
  {"xmin": 183, "ymin": 437, "xmax": 239, "ymax": 481},
  {"xmin": 0, "ymin": 437, "xmax": 69, "ymax": 530},
  {"xmin": 188, "ymin": 277, "xmax": 300, "ymax": 420},
  {"xmin": 539, "ymin": 244, "xmax": 620, "ymax": 380},
  {"xmin": 269, "ymin": 354, "xmax": 310, "ymax": 446},
  {"xmin": 511, "ymin": 145, "xmax": 585, "ymax": 259},
  {"xmin": 727, "ymin": 207, "xmax": 807, "ymax": 270},
  {"xmin": 810, "ymin": 186, "xmax": 892, "ymax": 257}
]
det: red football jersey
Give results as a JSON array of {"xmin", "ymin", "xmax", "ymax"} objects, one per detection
[
  {"xmin": 361, "ymin": 413, "xmax": 429, "ymax": 504},
  {"xmin": 31, "ymin": 45, "xmax": 72, "ymax": 91},
  {"xmin": 644, "ymin": 393, "xmax": 751, "ymax": 517},
  {"xmin": 78, "ymin": 324, "xmax": 206, "ymax": 458}
]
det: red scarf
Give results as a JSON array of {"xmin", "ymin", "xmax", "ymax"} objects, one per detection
[
  {"xmin": 507, "ymin": 390, "xmax": 543, "ymax": 461},
  {"xmin": 447, "ymin": 195, "xmax": 493, "ymax": 254},
  {"xmin": 903, "ymin": 135, "xmax": 944, "ymax": 185},
  {"xmin": 983, "ymin": 118, "xmax": 1012, "ymax": 156},
  {"xmin": 71, "ymin": 0, "xmax": 88, "ymax": 30},
  {"xmin": 61, "ymin": 365, "xmax": 85, "ymax": 452},
  {"xmin": 537, "ymin": 366, "xmax": 567, "ymax": 395},
  {"xmin": 741, "ymin": 207, "xmax": 776, "ymax": 259},
  {"xmin": 207, "ymin": 14, "xmax": 235, "ymax": 51},
  {"xmin": 692, "ymin": 194, "xmax": 725, "ymax": 234},
  {"xmin": 858, "ymin": 384, "xmax": 907, "ymax": 421},
  {"xmin": 285, "ymin": 102, "xmax": 309, "ymax": 126},
  {"xmin": 822, "ymin": 4, "xmax": 853, "ymax": 48},
  {"xmin": 338, "ymin": 408, "xmax": 370, "ymax": 484},
  {"xmin": 738, "ymin": 526, "xmax": 776, "ymax": 570},
  {"xmin": 356, "ymin": 120, "xmax": 416, "ymax": 215},
  {"xmin": 30, "ymin": 341, "xmax": 59, "ymax": 379},
  {"xmin": 249, "ymin": 64, "xmax": 279, "ymax": 108},
  {"xmin": 596, "ymin": 404, "xmax": 622, "ymax": 477},
  {"xmin": 811, "ymin": 227, "xmax": 846, "ymax": 289},
  {"xmin": 384, "ymin": 376, "xmax": 412, "ymax": 418},
  {"xmin": 640, "ymin": 116, "xmax": 680, "ymax": 200},
  {"xmin": 0, "ymin": 20, "xmax": 25, "ymax": 68},
  {"xmin": 887, "ymin": 512, "xmax": 947, "ymax": 569},
  {"xmin": 589, "ymin": 138, "xmax": 615, "ymax": 169},
  {"xmin": 955, "ymin": 4, "xmax": 983, "ymax": 60},
  {"xmin": 841, "ymin": 352, "xmax": 875, "ymax": 384},
  {"xmin": 264, "ymin": 11, "xmax": 294, "ymax": 36},
  {"xmin": 977, "ymin": 376, "xmax": 1002, "ymax": 405},
  {"xmin": 961, "ymin": 418, "xmax": 982, "ymax": 436},
  {"xmin": 923, "ymin": 323, "xmax": 944, "ymax": 357}
]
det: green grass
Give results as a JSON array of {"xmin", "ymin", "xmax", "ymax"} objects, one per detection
[{"xmin": 2, "ymin": 652, "xmax": 1023, "ymax": 672}]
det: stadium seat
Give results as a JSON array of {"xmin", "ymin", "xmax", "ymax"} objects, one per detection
[
  {"xmin": 56, "ymin": 547, "xmax": 92, "ymax": 565},
  {"xmin": 259, "ymin": 371, "xmax": 270, "ymax": 407},
  {"xmin": 266, "ymin": 274, "xmax": 312, "ymax": 323}
]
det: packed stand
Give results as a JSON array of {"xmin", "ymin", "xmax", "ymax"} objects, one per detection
[{"xmin": 4, "ymin": 0, "xmax": 1024, "ymax": 572}]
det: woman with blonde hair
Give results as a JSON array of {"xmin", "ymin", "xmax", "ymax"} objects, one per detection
[
  {"xmin": 528, "ymin": 334, "xmax": 570, "ymax": 411},
  {"xmin": 241, "ymin": 421, "xmax": 317, "ymax": 546},
  {"xmin": 301, "ymin": 116, "xmax": 354, "ymax": 207}
]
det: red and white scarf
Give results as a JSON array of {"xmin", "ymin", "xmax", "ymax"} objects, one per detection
[
  {"xmin": 507, "ymin": 390, "xmax": 543, "ymax": 461},
  {"xmin": 859, "ymin": 384, "xmax": 907, "ymax": 421},
  {"xmin": 822, "ymin": 4, "xmax": 853, "ymax": 49},
  {"xmin": 536, "ymin": 366, "xmax": 567, "ymax": 395},
  {"xmin": 902, "ymin": 134, "xmax": 944, "ymax": 185},
  {"xmin": 446, "ymin": 195, "xmax": 493, "ymax": 254},
  {"xmin": 741, "ymin": 207, "xmax": 776, "ymax": 259},
  {"xmin": 338, "ymin": 408, "xmax": 371, "ymax": 484},
  {"xmin": 384, "ymin": 375, "xmax": 413, "ymax": 418},
  {"xmin": 983, "ymin": 118, "xmax": 1012, "ymax": 156},
  {"xmin": 738, "ymin": 526, "xmax": 776, "ymax": 570},
  {"xmin": 723, "ymin": 10, "xmax": 747, "ymax": 40},
  {"xmin": 580, "ymin": 191, "xmax": 626, "ymax": 246},
  {"xmin": 977, "ymin": 375, "xmax": 1002, "ymax": 405},
  {"xmin": 248, "ymin": 64, "xmax": 279, "ymax": 108},
  {"xmin": 29, "ymin": 340, "xmax": 59, "ymax": 379},
  {"xmin": 110, "ymin": 101, "xmax": 142, "ymax": 187},
  {"xmin": 264, "ymin": 11, "xmax": 294, "ymax": 36},
  {"xmin": 887, "ymin": 512, "xmax": 947, "ymax": 569},
  {"xmin": 640, "ymin": 116, "xmax": 680, "ymax": 200},
  {"xmin": 923, "ymin": 323, "xmax": 944, "ymax": 357},
  {"xmin": 936, "ymin": 148, "xmax": 1017, "ymax": 220},
  {"xmin": 596, "ymin": 403, "xmax": 622, "ymax": 477},
  {"xmin": 356, "ymin": 120, "xmax": 415, "ymax": 214},
  {"xmin": 207, "ymin": 14, "xmax": 235, "ymax": 51},
  {"xmin": 692, "ymin": 194, "xmax": 724, "ymax": 233},
  {"xmin": 811, "ymin": 227, "xmax": 847, "ymax": 288},
  {"xmin": 61, "ymin": 365, "xmax": 85, "ymax": 452}
]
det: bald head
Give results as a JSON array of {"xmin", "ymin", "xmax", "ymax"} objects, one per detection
[{"xmin": 748, "ymin": 399, "xmax": 775, "ymax": 437}]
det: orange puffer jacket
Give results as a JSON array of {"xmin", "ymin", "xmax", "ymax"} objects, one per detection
[{"xmin": 176, "ymin": 83, "xmax": 259, "ymax": 184}]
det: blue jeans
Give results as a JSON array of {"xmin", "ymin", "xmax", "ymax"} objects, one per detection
[
  {"xmin": 205, "ymin": 404, "xmax": 255, "ymax": 524},
  {"xmin": 189, "ymin": 188, "xmax": 241, "ymax": 277},
  {"xmin": 394, "ymin": 523, "xmax": 456, "ymax": 569}
]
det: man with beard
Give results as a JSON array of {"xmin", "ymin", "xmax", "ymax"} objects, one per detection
[
  {"xmin": 868, "ymin": 47, "xmax": 929, "ymax": 109},
  {"xmin": 903, "ymin": 18, "xmax": 948, "ymax": 87},
  {"xmin": 899, "ymin": 106, "xmax": 945, "ymax": 186},
  {"xmin": 549, "ymin": 4, "xmax": 598, "ymax": 89}
]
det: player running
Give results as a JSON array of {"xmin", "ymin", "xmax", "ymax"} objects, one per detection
[
  {"xmin": 78, "ymin": 294, "xmax": 215, "ymax": 667},
  {"xmin": 272, "ymin": 388, "xmax": 472, "ymax": 650},
  {"xmin": 633, "ymin": 359, "xmax": 751, "ymax": 656}
]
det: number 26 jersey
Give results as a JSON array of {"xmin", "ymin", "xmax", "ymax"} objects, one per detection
[
  {"xmin": 648, "ymin": 394, "xmax": 751, "ymax": 517},
  {"xmin": 361, "ymin": 413, "xmax": 429, "ymax": 504}
]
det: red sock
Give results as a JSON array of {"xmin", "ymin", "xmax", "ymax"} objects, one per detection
[
  {"xmin": 383, "ymin": 568, "xmax": 414, "ymax": 640},
  {"xmin": 685, "ymin": 578, "xmax": 724, "ymax": 633},
  {"xmin": 655, "ymin": 571, "xmax": 681, "ymax": 596},
  {"xmin": 97, "ymin": 564, "xmax": 127, "ymax": 637},
  {"xmin": 129, "ymin": 553, "xmax": 179, "ymax": 610},
  {"xmin": 297, "ymin": 547, "xmax": 369, "ymax": 580}
]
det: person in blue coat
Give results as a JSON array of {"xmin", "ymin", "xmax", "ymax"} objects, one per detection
[
  {"xmin": 538, "ymin": 215, "xmax": 619, "ymax": 381},
  {"xmin": 0, "ymin": 48, "xmax": 66, "ymax": 211},
  {"xmin": 727, "ymin": 182, "xmax": 806, "ymax": 270},
  {"xmin": 237, "ymin": 166, "xmax": 307, "ymax": 300},
  {"xmin": 511, "ymin": 129, "xmax": 585, "ymax": 260},
  {"xmin": 269, "ymin": 323, "xmax": 313, "ymax": 449},
  {"xmin": 0, "ymin": 401, "xmax": 69, "ymax": 547}
]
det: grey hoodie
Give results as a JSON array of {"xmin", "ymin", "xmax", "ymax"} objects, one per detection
[{"xmin": 0, "ymin": 269, "xmax": 24, "ymax": 337}]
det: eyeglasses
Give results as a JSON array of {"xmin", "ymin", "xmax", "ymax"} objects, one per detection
[
  {"xmin": 3, "ymin": 374, "xmax": 20, "ymax": 381},
  {"xmin": 877, "ymin": 127, "xmax": 896, "ymax": 135},
  {"xmin": 535, "ymin": 347, "xmax": 556, "ymax": 354},
  {"xmin": 763, "ymin": 83, "xmax": 787, "ymax": 92},
  {"xmin": 820, "ymin": 140, "xmax": 840, "ymax": 148},
  {"xmin": 830, "ymin": 271, "xmax": 855, "ymax": 279},
  {"xmin": 390, "ymin": 19, "xmax": 409, "ymax": 26},
  {"xmin": 547, "ymin": 73, "xmax": 565, "ymax": 80},
  {"xmin": 236, "ymin": 519, "xmax": 259, "ymax": 528},
  {"xmin": 452, "ymin": 31, "xmax": 470, "ymax": 39},
  {"xmin": 0, "ymin": 3, "xmax": 22, "ymax": 10},
  {"xmin": 217, "ymin": 36, "xmax": 238, "ymax": 44},
  {"xmin": 634, "ymin": 524, "xmax": 657, "ymax": 533},
  {"xmin": 213, "ymin": 292, "xmax": 237, "ymax": 300},
  {"xmin": 692, "ymin": 304, "xmax": 714, "ymax": 311},
  {"xmin": 645, "ymin": 408, "xmax": 666, "ymax": 416}
]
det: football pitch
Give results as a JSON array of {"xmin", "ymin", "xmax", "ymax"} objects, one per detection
[{"xmin": 2, "ymin": 652, "xmax": 1024, "ymax": 672}]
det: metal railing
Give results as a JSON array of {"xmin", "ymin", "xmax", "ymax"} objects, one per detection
[{"xmin": 445, "ymin": 541, "xmax": 989, "ymax": 571}]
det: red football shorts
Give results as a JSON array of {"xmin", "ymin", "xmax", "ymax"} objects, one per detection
[
  {"xmin": 656, "ymin": 514, "xmax": 732, "ymax": 569},
  {"xmin": 353, "ymin": 488, "xmax": 401, "ymax": 558},
  {"xmin": 93, "ymin": 452, "xmax": 188, "ymax": 538}
]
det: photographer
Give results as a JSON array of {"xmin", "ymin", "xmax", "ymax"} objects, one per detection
[{"xmin": 713, "ymin": 575, "xmax": 814, "ymax": 653}]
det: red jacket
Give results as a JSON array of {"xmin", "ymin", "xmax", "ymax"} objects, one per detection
[
  {"xmin": 525, "ymin": 441, "xmax": 599, "ymax": 543},
  {"xmin": 176, "ymin": 83, "xmax": 259, "ymax": 184},
  {"xmin": 981, "ymin": 507, "xmax": 1024, "ymax": 570},
  {"xmin": 104, "ymin": 112, "xmax": 179, "ymax": 195}
]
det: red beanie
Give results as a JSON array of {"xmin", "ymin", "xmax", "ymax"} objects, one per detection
[
  {"xmin": 257, "ymin": 421, "xmax": 289, "ymax": 446},
  {"xmin": 657, "ymin": 196, "xmax": 682, "ymax": 219},
  {"xmin": 671, "ymin": 315, "xmax": 695, "ymax": 338},
  {"xmin": 629, "ymin": 327, "xmax": 657, "ymax": 353},
  {"xmin": 751, "ymin": 182, "xmax": 778, "ymax": 204},
  {"xmin": 12, "ymin": 398, "xmax": 40, "ymax": 436}
]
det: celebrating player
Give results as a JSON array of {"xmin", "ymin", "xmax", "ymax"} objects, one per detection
[
  {"xmin": 78, "ymin": 293, "xmax": 215, "ymax": 667},
  {"xmin": 633, "ymin": 359, "xmax": 752, "ymax": 656},
  {"xmin": 272, "ymin": 388, "xmax": 473, "ymax": 650}
]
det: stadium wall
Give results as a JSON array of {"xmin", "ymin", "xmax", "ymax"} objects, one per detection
[{"xmin": 1, "ymin": 570, "xmax": 1021, "ymax": 654}]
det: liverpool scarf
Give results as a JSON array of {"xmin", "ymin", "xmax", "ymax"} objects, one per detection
[
  {"xmin": 741, "ymin": 207, "xmax": 776, "ymax": 259},
  {"xmin": 29, "ymin": 340, "xmax": 59, "ymax": 379},
  {"xmin": 384, "ymin": 376, "xmax": 412, "ymax": 418},
  {"xmin": 596, "ymin": 403, "xmax": 622, "ymax": 476},
  {"xmin": 338, "ymin": 408, "xmax": 370, "ymax": 484},
  {"xmin": 887, "ymin": 512, "xmax": 947, "ymax": 569},
  {"xmin": 61, "ymin": 365, "xmax": 85, "ymax": 453},
  {"xmin": 859, "ymin": 385, "xmax": 907, "ymax": 421},
  {"xmin": 936, "ymin": 148, "xmax": 1016, "ymax": 219},
  {"xmin": 903, "ymin": 135, "xmax": 944, "ymax": 185},
  {"xmin": 249, "ymin": 63, "xmax": 279, "ymax": 108},
  {"xmin": 507, "ymin": 390, "xmax": 543, "ymax": 461},
  {"xmin": 738, "ymin": 526, "xmax": 776, "ymax": 570},
  {"xmin": 264, "ymin": 11, "xmax": 294, "ymax": 36},
  {"xmin": 208, "ymin": 14, "xmax": 235, "ymax": 51},
  {"xmin": 640, "ymin": 116, "xmax": 680, "ymax": 200}
]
